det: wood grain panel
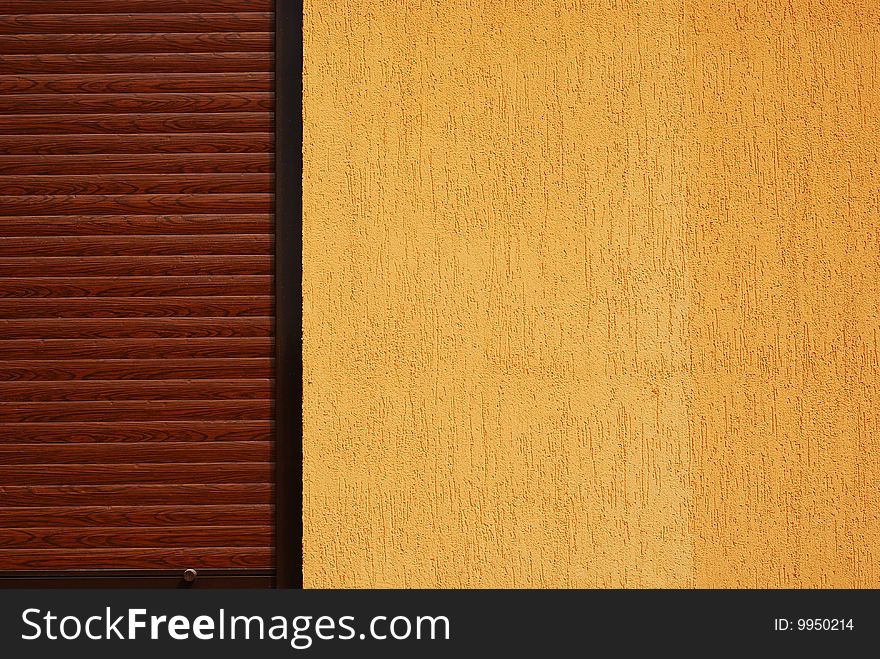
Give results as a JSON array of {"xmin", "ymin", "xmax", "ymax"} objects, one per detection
[
  {"xmin": 0, "ymin": 53, "xmax": 272, "ymax": 74},
  {"xmin": 0, "ymin": 420, "xmax": 271, "ymax": 442},
  {"xmin": 0, "ymin": 72, "xmax": 273, "ymax": 94},
  {"xmin": 0, "ymin": 154, "xmax": 272, "ymax": 174},
  {"xmin": 0, "ymin": 235, "xmax": 271, "ymax": 255},
  {"xmin": 0, "ymin": 194, "xmax": 272, "ymax": 215},
  {"xmin": 0, "ymin": 547, "xmax": 271, "ymax": 570},
  {"xmin": 0, "ymin": 359, "xmax": 272, "ymax": 381},
  {"xmin": 0, "ymin": 276, "xmax": 270, "ymax": 297},
  {"xmin": 0, "ymin": 463, "xmax": 272, "ymax": 485},
  {"xmin": 0, "ymin": 133, "xmax": 272, "ymax": 154},
  {"xmin": 0, "ymin": 0, "xmax": 276, "ymax": 576},
  {"xmin": 0, "ymin": 317, "xmax": 273, "ymax": 339},
  {"xmin": 0, "ymin": 483, "xmax": 272, "ymax": 507},
  {"xmin": 0, "ymin": 380, "xmax": 272, "ymax": 401},
  {"xmin": 0, "ymin": 13, "xmax": 273, "ymax": 35},
  {"xmin": 0, "ymin": 214, "xmax": 272, "ymax": 235},
  {"xmin": 4, "ymin": 0, "xmax": 272, "ymax": 13},
  {"xmin": 0, "ymin": 526, "xmax": 272, "ymax": 549},
  {"xmin": 0, "ymin": 112, "xmax": 271, "ymax": 134},
  {"xmin": 0, "ymin": 173, "xmax": 272, "ymax": 195},
  {"xmin": 0, "ymin": 92, "xmax": 272, "ymax": 114},
  {"xmin": 0, "ymin": 256, "xmax": 272, "ymax": 276},
  {"xmin": 0, "ymin": 504, "xmax": 272, "ymax": 528},
  {"xmin": 0, "ymin": 400, "xmax": 272, "ymax": 422},
  {"xmin": 0, "ymin": 338, "xmax": 272, "ymax": 360},
  {"xmin": 0, "ymin": 298, "xmax": 271, "ymax": 318},
  {"xmin": 0, "ymin": 442, "xmax": 271, "ymax": 463},
  {"xmin": 0, "ymin": 32, "xmax": 272, "ymax": 54}
]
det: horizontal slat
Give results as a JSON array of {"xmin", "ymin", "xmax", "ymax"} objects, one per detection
[
  {"xmin": 0, "ymin": 317, "xmax": 273, "ymax": 339},
  {"xmin": 0, "ymin": 462, "xmax": 272, "ymax": 485},
  {"xmin": 0, "ymin": 235, "xmax": 271, "ymax": 255},
  {"xmin": 0, "ymin": 442, "xmax": 271, "ymax": 464},
  {"xmin": 0, "ymin": 525, "xmax": 271, "ymax": 549},
  {"xmin": 0, "ymin": 420, "xmax": 271, "ymax": 442},
  {"xmin": 0, "ymin": 153, "xmax": 272, "ymax": 174},
  {"xmin": 0, "ymin": 380, "xmax": 273, "ymax": 401},
  {"xmin": 0, "ymin": 32, "xmax": 273, "ymax": 54},
  {"xmin": 0, "ymin": 92, "xmax": 272, "ymax": 114},
  {"xmin": 0, "ymin": 133, "xmax": 272, "ymax": 154},
  {"xmin": 0, "ymin": 4, "xmax": 279, "ymax": 574},
  {"xmin": 0, "ymin": 52, "xmax": 272, "ymax": 74},
  {"xmin": 0, "ymin": 400, "xmax": 272, "ymax": 422},
  {"xmin": 0, "ymin": 194, "xmax": 272, "ymax": 215},
  {"xmin": 0, "ymin": 72, "xmax": 272, "ymax": 94},
  {"xmin": 0, "ymin": 338, "xmax": 272, "ymax": 360},
  {"xmin": 0, "ymin": 483, "xmax": 272, "ymax": 507},
  {"xmin": 2, "ymin": 1, "xmax": 273, "ymax": 13},
  {"xmin": 0, "ymin": 13, "xmax": 273, "ymax": 35},
  {"xmin": 0, "ymin": 173, "xmax": 272, "ymax": 195},
  {"xmin": 0, "ymin": 276, "xmax": 271, "ymax": 297},
  {"xmin": 0, "ymin": 297, "xmax": 272, "ymax": 318},
  {"xmin": 0, "ymin": 256, "xmax": 272, "ymax": 276},
  {"xmin": 0, "ymin": 547, "xmax": 272, "ymax": 570},
  {"xmin": 0, "ymin": 214, "xmax": 272, "ymax": 235},
  {"xmin": 0, "ymin": 504, "xmax": 272, "ymax": 527},
  {"xmin": 0, "ymin": 112, "xmax": 271, "ymax": 134}
]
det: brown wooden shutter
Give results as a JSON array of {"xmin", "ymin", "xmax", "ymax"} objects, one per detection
[{"xmin": 0, "ymin": 0, "xmax": 276, "ymax": 581}]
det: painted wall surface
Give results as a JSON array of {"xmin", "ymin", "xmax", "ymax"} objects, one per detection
[{"xmin": 303, "ymin": 0, "xmax": 880, "ymax": 587}]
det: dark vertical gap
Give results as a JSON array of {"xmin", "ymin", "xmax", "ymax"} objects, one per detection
[{"xmin": 274, "ymin": 0, "xmax": 303, "ymax": 589}]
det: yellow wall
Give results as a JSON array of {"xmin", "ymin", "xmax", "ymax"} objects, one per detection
[{"xmin": 303, "ymin": 0, "xmax": 880, "ymax": 587}]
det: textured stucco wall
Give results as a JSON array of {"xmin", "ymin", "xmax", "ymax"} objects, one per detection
[{"xmin": 303, "ymin": 0, "xmax": 880, "ymax": 587}]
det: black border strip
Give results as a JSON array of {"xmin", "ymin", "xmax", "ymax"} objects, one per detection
[{"xmin": 273, "ymin": 0, "xmax": 303, "ymax": 589}]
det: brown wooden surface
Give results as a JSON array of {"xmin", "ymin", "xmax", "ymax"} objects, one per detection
[
  {"xmin": 0, "ymin": 318, "xmax": 273, "ymax": 339},
  {"xmin": 0, "ymin": 527, "xmax": 272, "ymax": 551},
  {"xmin": 0, "ymin": 133, "xmax": 273, "ymax": 154},
  {"xmin": 0, "ymin": 235, "xmax": 272, "ymax": 255},
  {"xmin": 0, "ymin": 442, "xmax": 272, "ymax": 463},
  {"xmin": 0, "ymin": 504, "xmax": 272, "ymax": 527},
  {"xmin": 0, "ymin": 194, "xmax": 272, "ymax": 215},
  {"xmin": 0, "ymin": 298, "xmax": 272, "ymax": 318},
  {"xmin": 0, "ymin": 112, "xmax": 271, "ymax": 133},
  {"xmin": 0, "ymin": 33, "xmax": 273, "ymax": 54},
  {"xmin": 0, "ymin": 154, "xmax": 272, "ymax": 174},
  {"xmin": 0, "ymin": 380, "xmax": 273, "ymax": 400},
  {"xmin": 0, "ymin": 547, "xmax": 272, "ymax": 570},
  {"xmin": 0, "ymin": 359, "xmax": 273, "ymax": 381},
  {"xmin": 0, "ymin": 73, "xmax": 273, "ymax": 94},
  {"xmin": 0, "ymin": 1, "xmax": 275, "ymax": 575},
  {"xmin": 0, "ymin": 484, "xmax": 272, "ymax": 507},
  {"xmin": 0, "ymin": 93, "xmax": 273, "ymax": 114},
  {"xmin": 0, "ymin": 463, "xmax": 273, "ymax": 485},
  {"xmin": 0, "ymin": 400, "xmax": 272, "ymax": 422},
  {"xmin": 0, "ymin": 215, "xmax": 273, "ymax": 236},
  {"xmin": 0, "ymin": 276, "xmax": 271, "ymax": 296},
  {"xmin": 0, "ymin": 173, "xmax": 273, "ymax": 195},
  {"xmin": 3, "ymin": 1, "xmax": 272, "ymax": 13},
  {"xmin": 0, "ymin": 13, "xmax": 273, "ymax": 35},
  {"xmin": 0, "ymin": 256, "xmax": 272, "ymax": 276},
  {"xmin": 0, "ymin": 421, "xmax": 272, "ymax": 442},
  {"xmin": 0, "ymin": 53, "xmax": 273, "ymax": 74},
  {"xmin": 0, "ymin": 338, "xmax": 272, "ymax": 359},
  {"xmin": 0, "ymin": 526, "xmax": 272, "ymax": 549}
]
